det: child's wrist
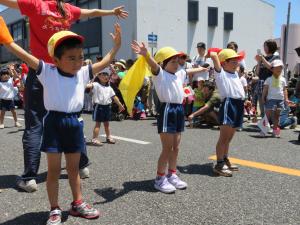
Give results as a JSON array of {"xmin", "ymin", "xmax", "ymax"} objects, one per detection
[{"xmin": 144, "ymin": 52, "xmax": 150, "ymax": 60}]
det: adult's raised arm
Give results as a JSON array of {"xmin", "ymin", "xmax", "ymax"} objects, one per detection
[
  {"xmin": 0, "ymin": 0, "xmax": 19, "ymax": 9},
  {"xmin": 80, "ymin": 5, "xmax": 128, "ymax": 20}
]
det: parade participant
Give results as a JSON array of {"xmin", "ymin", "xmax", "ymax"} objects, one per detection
[
  {"xmin": 192, "ymin": 42, "xmax": 212, "ymax": 81},
  {"xmin": 87, "ymin": 68, "xmax": 125, "ymax": 146},
  {"xmin": 1, "ymin": 16, "xmax": 121, "ymax": 224},
  {"xmin": 0, "ymin": 0, "xmax": 128, "ymax": 192},
  {"xmin": 261, "ymin": 60, "xmax": 288, "ymax": 138},
  {"xmin": 131, "ymin": 42, "xmax": 207, "ymax": 193},
  {"xmin": 0, "ymin": 68, "xmax": 22, "ymax": 128},
  {"xmin": 209, "ymin": 49, "xmax": 245, "ymax": 177}
]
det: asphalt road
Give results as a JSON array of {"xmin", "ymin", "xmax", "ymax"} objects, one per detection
[{"xmin": 0, "ymin": 110, "xmax": 299, "ymax": 225}]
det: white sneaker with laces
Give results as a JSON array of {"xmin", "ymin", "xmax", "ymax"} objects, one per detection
[
  {"xmin": 167, "ymin": 174, "xmax": 187, "ymax": 189},
  {"xmin": 154, "ymin": 176, "xmax": 176, "ymax": 193},
  {"xmin": 0, "ymin": 124, "xmax": 4, "ymax": 129},
  {"xmin": 79, "ymin": 167, "xmax": 89, "ymax": 179},
  {"xmin": 17, "ymin": 179, "xmax": 38, "ymax": 192}
]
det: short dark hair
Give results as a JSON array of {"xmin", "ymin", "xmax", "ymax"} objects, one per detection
[
  {"xmin": 0, "ymin": 68, "xmax": 9, "ymax": 76},
  {"xmin": 203, "ymin": 81, "xmax": 215, "ymax": 91},
  {"xmin": 264, "ymin": 39, "xmax": 278, "ymax": 54},
  {"xmin": 197, "ymin": 42, "xmax": 206, "ymax": 49},
  {"xmin": 227, "ymin": 41, "xmax": 238, "ymax": 51},
  {"xmin": 54, "ymin": 37, "xmax": 83, "ymax": 59}
]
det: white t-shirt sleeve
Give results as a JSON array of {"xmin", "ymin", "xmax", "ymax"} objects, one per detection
[
  {"xmin": 152, "ymin": 67, "xmax": 164, "ymax": 83},
  {"xmin": 240, "ymin": 77, "xmax": 247, "ymax": 87},
  {"xmin": 35, "ymin": 60, "xmax": 47, "ymax": 86},
  {"xmin": 109, "ymin": 86, "xmax": 116, "ymax": 98},
  {"xmin": 264, "ymin": 77, "xmax": 271, "ymax": 86},
  {"xmin": 282, "ymin": 78, "xmax": 287, "ymax": 87},
  {"xmin": 80, "ymin": 65, "xmax": 92, "ymax": 85}
]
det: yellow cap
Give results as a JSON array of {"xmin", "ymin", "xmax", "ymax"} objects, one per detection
[
  {"xmin": 218, "ymin": 48, "xmax": 242, "ymax": 63},
  {"xmin": 154, "ymin": 47, "xmax": 179, "ymax": 63},
  {"xmin": 47, "ymin": 31, "xmax": 84, "ymax": 57}
]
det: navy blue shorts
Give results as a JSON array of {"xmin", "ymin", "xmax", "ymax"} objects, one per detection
[
  {"xmin": 157, "ymin": 103, "xmax": 185, "ymax": 133},
  {"xmin": 41, "ymin": 111, "xmax": 84, "ymax": 153},
  {"xmin": 93, "ymin": 104, "xmax": 111, "ymax": 122},
  {"xmin": 219, "ymin": 98, "xmax": 244, "ymax": 128},
  {"xmin": 0, "ymin": 99, "xmax": 15, "ymax": 111}
]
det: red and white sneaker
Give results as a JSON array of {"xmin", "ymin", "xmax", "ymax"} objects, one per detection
[
  {"xmin": 69, "ymin": 202, "xmax": 100, "ymax": 219},
  {"xmin": 46, "ymin": 209, "xmax": 62, "ymax": 225},
  {"xmin": 272, "ymin": 127, "xmax": 280, "ymax": 138}
]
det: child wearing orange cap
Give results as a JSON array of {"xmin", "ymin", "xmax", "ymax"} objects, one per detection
[
  {"xmin": 209, "ymin": 49, "xmax": 245, "ymax": 177},
  {"xmin": 131, "ymin": 41, "xmax": 207, "ymax": 193},
  {"xmin": 0, "ymin": 16, "xmax": 121, "ymax": 224}
]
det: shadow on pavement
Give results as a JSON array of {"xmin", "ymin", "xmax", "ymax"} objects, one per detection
[
  {"xmin": 1, "ymin": 211, "xmax": 69, "ymax": 225},
  {"xmin": 94, "ymin": 179, "xmax": 157, "ymax": 204},
  {"xmin": 289, "ymin": 140, "xmax": 300, "ymax": 145},
  {"xmin": 249, "ymin": 134, "xmax": 273, "ymax": 138},
  {"xmin": 6, "ymin": 128, "xmax": 25, "ymax": 134},
  {"xmin": 177, "ymin": 163, "xmax": 217, "ymax": 177}
]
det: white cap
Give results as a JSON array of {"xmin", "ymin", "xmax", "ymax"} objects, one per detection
[
  {"xmin": 99, "ymin": 67, "xmax": 111, "ymax": 74},
  {"xmin": 271, "ymin": 59, "xmax": 284, "ymax": 68}
]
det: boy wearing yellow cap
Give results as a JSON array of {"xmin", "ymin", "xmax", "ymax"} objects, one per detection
[
  {"xmin": 131, "ymin": 41, "xmax": 207, "ymax": 193},
  {"xmin": 209, "ymin": 49, "xmax": 245, "ymax": 177},
  {"xmin": 0, "ymin": 16, "xmax": 121, "ymax": 224}
]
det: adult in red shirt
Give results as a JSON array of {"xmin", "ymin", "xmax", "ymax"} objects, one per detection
[{"xmin": 0, "ymin": 0, "xmax": 128, "ymax": 192}]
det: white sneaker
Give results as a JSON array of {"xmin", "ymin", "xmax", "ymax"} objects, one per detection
[
  {"xmin": 15, "ymin": 122, "xmax": 22, "ymax": 127},
  {"xmin": 154, "ymin": 176, "xmax": 176, "ymax": 193},
  {"xmin": 290, "ymin": 117, "xmax": 298, "ymax": 129},
  {"xmin": 79, "ymin": 167, "xmax": 90, "ymax": 179},
  {"xmin": 17, "ymin": 179, "xmax": 38, "ymax": 192},
  {"xmin": 0, "ymin": 124, "xmax": 4, "ymax": 129},
  {"xmin": 167, "ymin": 174, "xmax": 187, "ymax": 189}
]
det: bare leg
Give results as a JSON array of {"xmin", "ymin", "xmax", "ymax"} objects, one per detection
[
  {"xmin": 216, "ymin": 125, "xmax": 235, "ymax": 161},
  {"xmin": 103, "ymin": 121, "xmax": 111, "ymax": 138},
  {"xmin": 168, "ymin": 133, "xmax": 181, "ymax": 171},
  {"xmin": 0, "ymin": 110, "xmax": 5, "ymax": 125},
  {"xmin": 11, "ymin": 109, "xmax": 18, "ymax": 123},
  {"xmin": 65, "ymin": 153, "xmax": 82, "ymax": 201},
  {"xmin": 46, "ymin": 153, "xmax": 62, "ymax": 207},
  {"xmin": 157, "ymin": 133, "xmax": 174, "ymax": 174},
  {"xmin": 92, "ymin": 122, "xmax": 101, "ymax": 139}
]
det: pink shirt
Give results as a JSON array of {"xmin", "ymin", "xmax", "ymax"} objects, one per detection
[{"xmin": 18, "ymin": 0, "xmax": 81, "ymax": 63}]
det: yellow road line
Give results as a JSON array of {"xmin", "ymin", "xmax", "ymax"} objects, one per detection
[{"xmin": 209, "ymin": 155, "xmax": 300, "ymax": 177}]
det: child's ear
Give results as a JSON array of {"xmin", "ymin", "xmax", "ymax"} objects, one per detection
[{"xmin": 52, "ymin": 57, "xmax": 60, "ymax": 66}]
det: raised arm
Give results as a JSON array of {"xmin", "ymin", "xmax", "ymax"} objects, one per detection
[
  {"xmin": 0, "ymin": 0, "xmax": 19, "ymax": 9},
  {"xmin": 91, "ymin": 23, "xmax": 121, "ymax": 74},
  {"xmin": 131, "ymin": 41, "xmax": 160, "ymax": 75},
  {"xmin": 80, "ymin": 5, "xmax": 128, "ymax": 20},
  {"xmin": 210, "ymin": 52, "xmax": 222, "ymax": 73}
]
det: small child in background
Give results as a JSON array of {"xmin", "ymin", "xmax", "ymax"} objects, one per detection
[
  {"xmin": 193, "ymin": 78, "xmax": 205, "ymax": 113},
  {"xmin": 0, "ymin": 68, "xmax": 22, "ymax": 128},
  {"xmin": 261, "ymin": 59, "xmax": 288, "ymax": 138},
  {"xmin": 87, "ymin": 68, "xmax": 125, "ymax": 146}
]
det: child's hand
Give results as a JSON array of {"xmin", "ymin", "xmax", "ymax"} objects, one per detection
[
  {"xmin": 110, "ymin": 23, "xmax": 121, "ymax": 48},
  {"xmin": 255, "ymin": 55, "xmax": 263, "ymax": 62},
  {"xmin": 131, "ymin": 40, "xmax": 148, "ymax": 57},
  {"xmin": 118, "ymin": 104, "xmax": 125, "ymax": 113},
  {"xmin": 0, "ymin": 16, "xmax": 14, "ymax": 45},
  {"xmin": 113, "ymin": 6, "xmax": 129, "ymax": 19},
  {"xmin": 188, "ymin": 114, "xmax": 194, "ymax": 128}
]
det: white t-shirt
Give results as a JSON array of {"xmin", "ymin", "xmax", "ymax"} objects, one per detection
[
  {"xmin": 152, "ymin": 67, "xmax": 185, "ymax": 104},
  {"xmin": 192, "ymin": 55, "xmax": 212, "ymax": 81},
  {"xmin": 264, "ymin": 76, "xmax": 287, "ymax": 100},
  {"xmin": 178, "ymin": 62, "xmax": 192, "ymax": 85},
  {"xmin": 0, "ymin": 78, "xmax": 17, "ymax": 100},
  {"xmin": 240, "ymin": 76, "xmax": 247, "ymax": 87},
  {"xmin": 36, "ymin": 61, "xmax": 91, "ymax": 113},
  {"xmin": 215, "ymin": 68, "xmax": 245, "ymax": 100},
  {"xmin": 92, "ymin": 82, "xmax": 115, "ymax": 105}
]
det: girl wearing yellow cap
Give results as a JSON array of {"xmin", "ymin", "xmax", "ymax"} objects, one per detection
[
  {"xmin": 209, "ymin": 49, "xmax": 245, "ymax": 177},
  {"xmin": 131, "ymin": 41, "xmax": 207, "ymax": 193}
]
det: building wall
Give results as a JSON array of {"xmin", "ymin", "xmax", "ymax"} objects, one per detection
[
  {"xmin": 280, "ymin": 24, "xmax": 300, "ymax": 72},
  {"xmin": 187, "ymin": 0, "xmax": 275, "ymax": 69},
  {"xmin": 101, "ymin": 0, "xmax": 137, "ymax": 60}
]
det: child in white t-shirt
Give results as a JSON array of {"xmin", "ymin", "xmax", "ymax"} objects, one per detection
[
  {"xmin": 209, "ymin": 49, "xmax": 245, "ymax": 177},
  {"xmin": 87, "ymin": 68, "xmax": 124, "ymax": 146},
  {"xmin": 0, "ymin": 68, "xmax": 22, "ymax": 128},
  {"xmin": 262, "ymin": 59, "xmax": 287, "ymax": 138},
  {"xmin": 131, "ymin": 41, "xmax": 207, "ymax": 193},
  {"xmin": 1, "ymin": 15, "xmax": 121, "ymax": 223}
]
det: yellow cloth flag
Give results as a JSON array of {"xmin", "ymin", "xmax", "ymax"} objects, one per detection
[{"xmin": 119, "ymin": 56, "xmax": 150, "ymax": 114}]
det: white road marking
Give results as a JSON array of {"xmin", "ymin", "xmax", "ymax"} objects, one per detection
[
  {"xmin": 100, "ymin": 135, "xmax": 151, "ymax": 145},
  {"xmin": 5, "ymin": 116, "xmax": 24, "ymax": 121}
]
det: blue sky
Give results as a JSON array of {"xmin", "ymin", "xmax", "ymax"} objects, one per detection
[
  {"xmin": 264, "ymin": 0, "xmax": 300, "ymax": 37},
  {"xmin": 0, "ymin": 0, "xmax": 299, "ymax": 38}
]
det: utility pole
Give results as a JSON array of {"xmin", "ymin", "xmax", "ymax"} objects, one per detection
[{"xmin": 283, "ymin": 2, "xmax": 291, "ymax": 80}]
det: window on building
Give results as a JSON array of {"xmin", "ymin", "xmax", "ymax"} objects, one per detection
[
  {"xmin": 208, "ymin": 7, "xmax": 218, "ymax": 27},
  {"xmin": 12, "ymin": 21, "xmax": 23, "ymax": 41},
  {"xmin": 84, "ymin": 46, "xmax": 100, "ymax": 62},
  {"xmin": 224, "ymin": 12, "xmax": 233, "ymax": 30},
  {"xmin": 188, "ymin": 0, "xmax": 199, "ymax": 22}
]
